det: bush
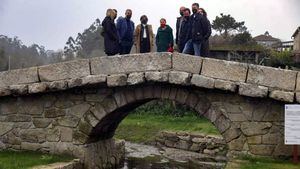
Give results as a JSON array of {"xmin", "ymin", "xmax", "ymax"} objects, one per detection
[
  {"xmin": 266, "ymin": 50, "xmax": 293, "ymax": 68},
  {"xmin": 132, "ymin": 100, "xmax": 195, "ymax": 117}
]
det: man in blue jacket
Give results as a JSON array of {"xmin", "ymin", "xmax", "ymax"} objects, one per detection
[{"xmin": 117, "ymin": 9, "xmax": 135, "ymax": 54}]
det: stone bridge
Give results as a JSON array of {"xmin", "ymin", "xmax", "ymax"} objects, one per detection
[{"xmin": 0, "ymin": 52, "xmax": 299, "ymax": 168}]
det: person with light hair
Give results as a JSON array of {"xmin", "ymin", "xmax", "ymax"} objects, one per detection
[{"xmin": 101, "ymin": 9, "xmax": 119, "ymax": 56}]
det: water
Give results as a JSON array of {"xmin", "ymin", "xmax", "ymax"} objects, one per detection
[{"xmin": 119, "ymin": 142, "xmax": 227, "ymax": 169}]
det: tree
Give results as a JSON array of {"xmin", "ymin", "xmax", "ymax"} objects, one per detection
[
  {"xmin": 63, "ymin": 18, "xmax": 105, "ymax": 59},
  {"xmin": 0, "ymin": 48, "xmax": 8, "ymax": 71},
  {"xmin": 232, "ymin": 31, "xmax": 253, "ymax": 45},
  {"xmin": 212, "ymin": 13, "xmax": 246, "ymax": 38}
]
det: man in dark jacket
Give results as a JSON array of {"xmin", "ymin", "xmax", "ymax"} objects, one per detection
[
  {"xmin": 199, "ymin": 8, "xmax": 212, "ymax": 57},
  {"xmin": 175, "ymin": 6, "xmax": 186, "ymax": 52},
  {"xmin": 183, "ymin": 3, "xmax": 207, "ymax": 56},
  {"xmin": 102, "ymin": 9, "xmax": 119, "ymax": 56},
  {"xmin": 117, "ymin": 9, "xmax": 135, "ymax": 55},
  {"xmin": 178, "ymin": 8, "xmax": 191, "ymax": 54}
]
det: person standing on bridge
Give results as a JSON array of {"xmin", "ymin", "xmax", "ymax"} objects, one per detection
[
  {"xmin": 199, "ymin": 8, "xmax": 212, "ymax": 57},
  {"xmin": 156, "ymin": 18, "xmax": 174, "ymax": 52},
  {"xmin": 175, "ymin": 6, "xmax": 186, "ymax": 53},
  {"xmin": 102, "ymin": 9, "xmax": 119, "ymax": 56},
  {"xmin": 116, "ymin": 9, "xmax": 135, "ymax": 55},
  {"xmin": 134, "ymin": 15, "xmax": 154, "ymax": 53},
  {"xmin": 178, "ymin": 8, "xmax": 192, "ymax": 54},
  {"xmin": 183, "ymin": 3, "xmax": 207, "ymax": 56}
]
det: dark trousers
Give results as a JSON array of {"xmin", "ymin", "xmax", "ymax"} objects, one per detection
[
  {"xmin": 177, "ymin": 43, "xmax": 185, "ymax": 53},
  {"xmin": 140, "ymin": 38, "xmax": 150, "ymax": 53},
  {"xmin": 120, "ymin": 41, "xmax": 133, "ymax": 55},
  {"xmin": 200, "ymin": 40, "xmax": 210, "ymax": 57}
]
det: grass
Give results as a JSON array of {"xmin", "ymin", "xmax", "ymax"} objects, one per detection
[
  {"xmin": 0, "ymin": 150, "xmax": 73, "ymax": 169},
  {"xmin": 227, "ymin": 155, "xmax": 300, "ymax": 169},
  {"xmin": 114, "ymin": 100, "xmax": 220, "ymax": 143}
]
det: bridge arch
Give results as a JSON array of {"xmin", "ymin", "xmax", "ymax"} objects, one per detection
[{"xmin": 0, "ymin": 52, "xmax": 297, "ymax": 168}]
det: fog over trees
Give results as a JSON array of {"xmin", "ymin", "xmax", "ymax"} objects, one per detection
[{"xmin": 0, "ymin": 18, "xmax": 105, "ymax": 71}]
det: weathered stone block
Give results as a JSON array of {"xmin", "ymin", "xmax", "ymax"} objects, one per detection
[
  {"xmin": 60, "ymin": 127, "xmax": 73, "ymax": 142},
  {"xmin": 21, "ymin": 142, "xmax": 42, "ymax": 151},
  {"xmin": 47, "ymin": 128, "xmax": 60, "ymax": 142},
  {"xmin": 113, "ymin": 91, "xmax": 127, "ymax": 107},
  {"xmin": 67, "ymin": 78, "xmax": 84, "ymax": 88},
  {"xmin": 85, "ymin": 112, "xmax": 99, "ymax": 127},
  {"xmin": 168, "ymin": 71, "xmax": 190, "ymax": 85},
  {"xmin": 47, "ymin": 80, "xmax": 68, "ymax": 91},
  {"xmin": 33, "ymin": 118, "xmax": 52, "ymax": 128},
  {"xmin": 247, "ymin": 65, "xmax": 297, "ymax": 91},
  {"xmin": 214, "ymin": 79, "xmax": 237, "ymax": 92},
  {"xmin": 269, "ymin": 90, "xmax": 294, "ymax": 103},
  {"xmin": 90, "ymin": 104, "xmax": 107, "ymax": 121},
  {"xmin": 239, "ymin": 83, "xmax": 268, "ymax": 97},
  {"xmin": 91, "ymin": 52, "xmax": 172, "ymax": 75},
  {"xmin": 6, "ymin": 115, "xmax": 31, "ymax": 122},
  {"xmin": 127, "ymin": 72, "xmax": 145, "ymax": 85},
  {"xmin": 82, "ymin": 75, "xmax": 106, "ymax": 85},
  {"xmin": 39, "ymin": 59, "xmax": 90, "ymax": 82},
  {"xmin": 9, "ymin": 85, "xmax": 28, "ymax": 95},
  {"xmin": 247, "ymin": 135, "xmax": 262, "ymax": 144},
  {"xmin": 107, "ymin": 74, "xmax": 127, "ymax": 87},
  {"xmin": 249, "ymin": 145, "xmax": 275, "ymax": 156},
  {"xmin": 222, "ymin": 127, "xmax": 241, "ymax": 143},
  {"xmin": 0, "ymin": 122, "xmax": 13, "ymax": 136},
  {"xmin": 44, "ymin": 108, "xmax": 66, "ymax": 118},
  {"xmin": 175, "ymin": 140, "xmax": 190, "ymax": 150},
  {"xmin": 201, "ymin": 58, "xmax": 248, "ymax": 82},
  {"xmin": 228, "ymin": 135, "xmax": 247, "ymax": 151},
  {"xmin": 124, "ymin": 89, "xmax": 137, "ymax": 103},
  {"xmin": 57, "ymin": 115, "xmax": 80, "ymax": 128},
  {"xmin": 101, "ymin": 97, "xmax": 118, "ymax": 113},
  {"xmin": 0, "ymin": 87, "xmax": 11, "ymax": 97},
  {"xmin": 28, "ymin": 83, "xmax": 48, "ymax": 94},
  {"xmin": 175, "ymin": 89, "xmax": 189, "ymax": 104},
  {"xmin": 73, "ymin": 130, "xmax": 88, "ymax": 144},
  {"xmin": 262, "ymin": 133, "xmax": 280, "ymax": 145},
  {"xmin": 78, "ymin": 119, "xmax": 93, "ymax": 135},
  {"xmin": 214, "ymin": 115, "xmax": 231, "ymax": 134},
  {"xmin": 0, "ymin": 67, "xmax": 39, "ymax": 88},
  {"xmin": 20, "ymin": 129, "xmax": 46, "ymax": 143},
  {"xmin": 172, "ymin": 53, "xmax": 202, "ymax": 74},
  {"xmin": 241, "ymin": 122, "xmax": 272, "ymax": 136},
  {"xmin": 145, "ymin": 71, "xmax": 169, "ymax": 82},
  {"xmin": 67, "ymin": 103, "xmax": 91, "ymax": 118},
  {"xmin": 191, "ymin": 75, "xmax": 214, "ymax": 89}
]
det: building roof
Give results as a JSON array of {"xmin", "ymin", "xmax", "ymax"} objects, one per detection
[
  {"xmin": 253, "ymin": 34, "xmax": 280, "ymax": 42},
  {"xmin": 292, "ymin": 27, "xmax": 300, "ymax": 38}
]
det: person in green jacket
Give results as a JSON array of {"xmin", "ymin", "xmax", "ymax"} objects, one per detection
[{"xmin": 156, "ymin": 18, "xmax": 174, "ymax": 52}]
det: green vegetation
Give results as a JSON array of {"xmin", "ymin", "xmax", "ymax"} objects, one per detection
[
  {"xmin": 211, "ymin": 44, "xmax": 264, "ymax": 52},
  {"xmin": 266, "ymin": 50, "xmax": 294, "ymax": 68},
  {"xmin": 114, "ymin": 100, "xmax": 220, "ymax": 143},
  {"xmin": 230, "ymin": 155, "xmax": 300, "ymax": 169},
  {"xmin": 0, "ymin": 150, "xmax": 73, "ymax": 169}
]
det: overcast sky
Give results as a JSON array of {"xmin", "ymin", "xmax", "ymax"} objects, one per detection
[{"xmin": 0, "ymin": 0, "xmax": 299, "ymax": 50}]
